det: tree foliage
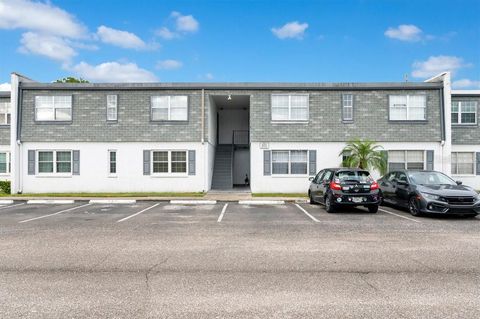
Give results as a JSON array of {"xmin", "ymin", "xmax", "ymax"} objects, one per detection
[
  {"xmin": 339, "ymin": 139, "xmax": 387, "ymax": 175},
  {"xmin": 54, "ymin": 77, "xmax": 89, "ymax": 83}
]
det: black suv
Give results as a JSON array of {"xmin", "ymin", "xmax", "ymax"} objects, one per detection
[{"xmin": 308, "ymin": 168, "xmax": 381, "ymax": 213}]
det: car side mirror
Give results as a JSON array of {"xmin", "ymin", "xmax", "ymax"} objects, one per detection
[
  {"xmin": 397, "ymin": 180, "xmax": 409, "ymax": 186},
  {"xmin": 308, "ymin": 177, "xmax": 314, "ymax": 181},
  {"xmin": 456, "ymin": 180, "xmax": 463, "ymax": 185}
]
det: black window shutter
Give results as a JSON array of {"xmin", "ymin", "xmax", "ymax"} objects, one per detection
[
  {"xmin": 309, "ymin": 150, "xmax": 317, "ymax": 175},
  {"xmin": 143, "ymin": 150, "xmax": 151, "ymax": 175},
  {"xmin": 72, "ymin": 150, "xmax": 80, "ymax": 175},
  {"xmin": 476, "ymin": 152, "xmax": 480, "ymax": 176},
  {"xmin": 263, "ymin": 150, "xmax": 271, "ymax": 176},
  {"xmin": 28, "ymin": 150, "xmax": 35, "ymax": 175},
  {"xmin": 426, "ymin": 150, "xmax": 434, "ymax": 170},
  {"xmin": 188, "ymin": 150, "xmax": 196, "ymax": 175}
]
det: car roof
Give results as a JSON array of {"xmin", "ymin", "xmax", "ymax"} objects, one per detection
[{"xmin": 323, "ymin": 167, "xmax": 370, "ymax": 172}]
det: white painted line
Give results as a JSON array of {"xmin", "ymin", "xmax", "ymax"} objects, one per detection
[
  {"xmin": 89, "ymin": 199, "xmax": 136, "ymax": 204},
  {"xmin": 18, "ymin": 203, "xmax": 91, "ymax": 223},
  {"xmin": 217, "ymin": 203, "xmax": 228, "ymax": 222},
  {"xmin": 170, "ymin": 200, "xmax": 217, "ymax": 205},
  {"xmin": 238, "ymin": 200, "xmax": 285, "ymax": 205},
  {"xmin": 295, "ymin": 203, "xmax": 320, "ymax": 222},
  {"xmin": 117, "ymin": 203, "xmax": 160, "ymax": 223},
  {"xmin": 379, "ymin": 208, "xmax": 421, "ymax": 223},
  {"xmin": 0, "ymin": 200, "xmax": 14, "ymax": 205},
  {"xmin": 0, "ymin": 203, "xmax": 26, "ymax": 211},
  {"xmin": 27, "ymin": 199, "xmax": 75, "ymax": 205}
]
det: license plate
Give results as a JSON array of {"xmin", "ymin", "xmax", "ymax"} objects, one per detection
[{"xmin": 352, "ymin": 197, "xmax": 364, "ymax": 203}]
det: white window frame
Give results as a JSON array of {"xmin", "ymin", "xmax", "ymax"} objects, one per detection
[
  {"xmin": 0, "ymin": 102, "xmax": 11, "ymax": 125},
  {"xmin": 271, "ymin": 94, "xmax": 309, "ymax": 122},
  {"xmin": 387, "ymin": 150, "xmax": 426, "ymax": 171},
  {"xmin": 36, "ymin": 150, "xmax": 73, "ymax": 176},
  {"xmin": 151, "ymin": 96, "xmax": 188, "ymax": 121},
  {"xmin": 151, "ymin": 150, "xmax": 188, "ymax": 176},
  {"xmin": 451, "ymin": 152, "xmax": 475, "ymax": 176},
  {"xmin": 0, "ymin": 151, "xmax": 11, "ymax": 175},
  {"xmin": 271, "ymin": 150, "xmax": 309, "ymax": 176},
  {"xmin": 107, "ymin": 95, "xmax": 118, "ymax": 121},
  {"xmin": 389, "ymin": 95, "xmax": 426, "ymax": 121},
  {"xmin": 451, "ymin": 101, "xmax": 477, "ymax": 125},
  {"xmin": 342, "ymin": 94, "xmax": 353, "ymax": 122},
  {"xmin": 108, "ymin": 150, "xmax": 117, "ymax": 176},
  {"xmin": 35, "ymin": 96, "xmax": 72, "ymax": 122}
]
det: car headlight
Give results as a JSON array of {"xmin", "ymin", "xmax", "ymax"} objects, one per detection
[{"xmin": 420, "ymin": 192, "xmax": 442, "ymax": 201}]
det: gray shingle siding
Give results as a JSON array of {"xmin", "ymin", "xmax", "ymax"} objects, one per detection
[
  {"xmin": 451, "ymin": 96, "xmax": 480, "ymax": 145},
  {"xmin": 0, "ymin": 96, "xmax": 10, "ymax": 145}
]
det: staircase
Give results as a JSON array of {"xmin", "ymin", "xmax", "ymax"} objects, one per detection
[{"xmin": 211, "ymin": 144, "xmax": 233, "ymax": 190}]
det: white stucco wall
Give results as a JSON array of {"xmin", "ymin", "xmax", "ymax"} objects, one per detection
[
  {"xmin": 19, "ymin": 142, "xmax": 207, "ymax": 193},
  {"xmin": 250, "ymin": 141, "xmax": 445, "ymax": 194},
  {"xmin": 451, "ymin": 145, "xmax": 480, "ymax": 190}
]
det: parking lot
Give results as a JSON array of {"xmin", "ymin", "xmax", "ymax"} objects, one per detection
[{"xmin": 1, "ymin": 200, "xmax": 479, "ymax": 318}]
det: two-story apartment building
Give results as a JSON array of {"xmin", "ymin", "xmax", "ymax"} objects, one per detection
[
  {"xmin": 7, "ymin": 71, "xmax": 479, "ymax": 194},
  {"xmin": 0, "ymin": 91, "xmax": 11, "ymax": 181}
]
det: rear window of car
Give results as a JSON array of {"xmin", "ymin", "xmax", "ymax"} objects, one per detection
[{"xmin": 335, "ymin": 170, "xmax": 372, "ymax": 183}]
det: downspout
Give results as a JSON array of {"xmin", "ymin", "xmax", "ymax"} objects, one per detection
[
  {"xmin": 201, "ymin": 89, "xmax": 205, "ymax": 144},
  {"xmin": 439, "ymin": 88, "xmax": 445, "ymax": 172}
]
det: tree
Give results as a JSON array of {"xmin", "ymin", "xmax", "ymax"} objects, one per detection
[
  {"xmin": 54, "ymin": 77, "xmax": 89, "ymax": 83},
  {"xmin": 339, "ymin": 139, "xmax": 387, "ymax": 175}
]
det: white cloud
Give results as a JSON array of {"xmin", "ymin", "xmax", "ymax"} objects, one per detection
[
  {"xmin": 204, "ymin": 73, "xmax": 214, "ymax": 80},
  {"xmin": 96, "ymin": 25, "xmax": 149, "ymax": 50},
  {"xmin": 171, "ymin": 11, "xmax": 199, "ymax": 33},
  {"xmin": 411, "ymin": 55, "xmax": 471, "ymax": 78},
  {"xmin": 385, "ymin": 24, "xmax": 423, "ymax": 42},
  {"xmin": 70, "ymin": 61, "xmax": 158, "ymax": 82},
  {"xmin": 19, "ymin": 32, "xmax": 77, "ymax": 62},
  {"xmin": 156, "ymin": 59, "xmax": 183, "ymax": 70},
  {"xmin": 0, "ymin": 83, "xmax": 11, "ymax": 91},
  {"xmin": 155, "ymin": 27, "xmax": 177, "ymax": 40},
  {"xmin": 271, "ymin": 21, "xmax": 308, "ymax": 39},
  {"xmin": 452, "ymin": 79, "xmax": 480, "ymax": 89},
  {"xmin": 0, "ymin": 0, "xmax": 86, "ymax": 38}
]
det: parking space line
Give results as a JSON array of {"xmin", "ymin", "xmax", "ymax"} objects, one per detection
[
  {"xmin": 117, "ymin": 203, "xmax": 160, "ymax": 223},
  {"xmin": 217, "ymin": 204, "xmax": 228, "ymax": 222},
  {"xmin": 18, "ymin": 203, "xmax": 92, "ymax": 223},
  {"xmin": 0, "ymin": 203, "xmax": 26, "ymax": 211},
  {"xmin": 294, "ymin": 204, "xmax": 320, "ymax": 222},
  {"xmin": 379, "ymin": 208, "xmax": 421, "ymax": 223}
]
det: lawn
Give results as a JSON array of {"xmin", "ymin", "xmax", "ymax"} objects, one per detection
[{"xmin": 0, "ymin": 192, "xmax": 205, "ymax": 198}]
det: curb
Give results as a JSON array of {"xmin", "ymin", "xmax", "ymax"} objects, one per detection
[
  {"xmin": 0, "ymin": 200, "xmax": 14, "ymax": 205},
  {"xmin": 170, "ymin": 200, "xmax": 217, "ymax": 205},
  {"xmin": 89, "ymin": 199, "xmax": 137, "ymax": 204},
  {"xmin": 27, "ymin": 200, "xmax": 75, "ymax": 205},
  {"xmin": 238, "ymin": 200, "xmax": 285, "ymax": 205}
]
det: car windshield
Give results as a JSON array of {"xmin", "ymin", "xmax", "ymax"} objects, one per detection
[
  {"xmin": 335, "ymin": 170, "xmax": 371, "ymax": 183},
  {"xmin": 408, "ymin": 171, "xmax": 456, "ymax": 186}
]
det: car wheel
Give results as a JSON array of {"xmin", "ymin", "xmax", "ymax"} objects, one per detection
[
  {"xmin": 325, "ymin": 194, "xmax": 336, "ymax": 213},
  {"xmin": 368, "ymin": 205, "xmax": 378, "ymax": 214},
  {"xmin": 309, "ymin": 191, "xmax": 316, "ymax": 205},
  {"xmin": 408, "ymin": 197, "xmax": 422, "ymax": 217},
  {"xmin": 378, "ymin": 190, "xmax": 384, "ymax": 206}
]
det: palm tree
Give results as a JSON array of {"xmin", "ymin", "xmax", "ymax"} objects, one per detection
[{"xmin": 339, "ymin": 139, "xmax": 387, "ymax": 175}]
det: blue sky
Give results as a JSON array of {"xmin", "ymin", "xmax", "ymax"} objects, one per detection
[{"xmin": 0, "ymin": 0, "xmax": 479, "ymax": 89}]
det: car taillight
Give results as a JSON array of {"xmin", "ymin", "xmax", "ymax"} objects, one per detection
[
  {"xmin": 370, "ymin": 181, "xmax": 379, "ymax": 190},
  {"xmin": 330, "ymin": 181, "xmax": 342, "ymax": 190}
]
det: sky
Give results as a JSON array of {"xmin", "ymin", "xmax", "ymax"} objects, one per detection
[{"xmin": 0, "ymin": 0, "xmax": 479, "ymax": 90}]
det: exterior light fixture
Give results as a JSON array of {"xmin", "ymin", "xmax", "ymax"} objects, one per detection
[{"xmin": 227, "ymin": 95, "xmax": 232, "ymax": 101}]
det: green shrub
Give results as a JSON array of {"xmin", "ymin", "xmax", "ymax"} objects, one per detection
[{"xmin": 0, "ymin": 181, "xmax": 11, "ymax": 194}]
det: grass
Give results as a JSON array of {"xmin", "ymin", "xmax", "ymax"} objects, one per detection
[
  {"xmin": 252, "ymin": 193, "xmax": 308, "ymax": 198},
  {"xmin": 0, "ymin": 192, "xmax": 205, "ymax": 198}
]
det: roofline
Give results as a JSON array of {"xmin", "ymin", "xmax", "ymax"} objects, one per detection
[
  {"xmin": 452, "ymin": 89, "xmax": 480, "ymax": 96},
  {"xmin": 18, "ymin": 81, "xmax": 443, "ymax": 91}
]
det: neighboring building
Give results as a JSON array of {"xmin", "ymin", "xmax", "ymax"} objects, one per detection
[
  {"xmin": 0, "ymin": 91, "xmax": 11, "ymax": 181},
  {"xmin": 8, "ymin": 71, "xmax": 478, "ymax": 194},
  {"xmin": 451, "ymin": 90, "xmax": 480, "ymax": 189}
]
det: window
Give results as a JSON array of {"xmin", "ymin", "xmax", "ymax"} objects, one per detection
[
  {"xmin": 109, "ymin": 150, "xmax": 117, "ymax": 174},
  {"xmin": 151, "ymin": 96, "xmax": 188, "ymax": 121},
  {"xmin": 388, "ymin": 150, "xmax": 424, "ymax": 171},
  {"xmin": 35, "ymin": 96, "xmax": 72, "ymax": 121},
  {"xmin": 451, "ymin": 152, "xmax": 475, "ymax": 175},
  {"xmin": 152, "ymin": 150, "xmax": 187, "ymax": 174},
  {"xmin": 0, "ymin": 152, "xmax": 10, "ymax": 174},
  {"xmin": 271, "ymin": 94, "xmax": 309, "ymax": 121},
  {"xmin": 452, "ymin": 101, "xmax": 477, "ymax": 125},
  {"xmin": 389, "ymin": 95, "xmax": 426, "ymax": 121},
  {"xmin": 0, "ymin": 102, "xmax": 11, "ymax": 125},
  {"xmin": 272, "ymin": 150, "xmax": 308, "ymax": 175},
  {"xmin": 342, "ymin": 94, "xmax": 353, "ymax": 121},
  {"xmin": 38, "ymin": 151, "xmax": 72, "ymax": 174},
  {"xmin": 107, "ymin": 95, "xmax": 118, "ymax": 121}
]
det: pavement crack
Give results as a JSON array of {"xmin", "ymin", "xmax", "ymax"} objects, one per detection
[{"xmin": 145, "ymin": 258, "xmax": 169, "ymax": 293}]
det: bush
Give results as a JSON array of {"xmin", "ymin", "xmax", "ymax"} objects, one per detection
[{"xmin": 0, "ymin": 181, "xmax": 11, "ymax": 194}]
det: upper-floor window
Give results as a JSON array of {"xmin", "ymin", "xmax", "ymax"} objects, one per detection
[
  {"xmin": 0, "ymin": 102, "xmax": 11, "ymax": 125},
  {"xmin": 272, "ymin": 150, "xmax": 308, "ymax": 175},
  {"xmin": 342, "ymin": 94, "xmax": 353, "ymax": 122},
  {"xmin": 389, "ymin": 95, "xmax": 426, "ymax": 121},
  {"xmin": 0, "ymin": 152, "xmax": 11, "ymax": 174},
  {"xmin": 151, "ymin": 96, "xmax": 188, "ymax": 121},
  {"xmin": 107, "ymin": 95, "xmax": 118, "ymax": 121},
  {"xmin": 35, "ymin": 96, "xmax": 72, "ymax": 121},
  {"xmin": 452, "ymin": 101, "xmax": 477, "ymax": 125},
  {"xmin": 271, "ymin": 94, "xmax": 309, "ymax": 121},
  {"xmin": 388, "ymin": 150, "xmax": 424, "ymax": 171},
  {"xmin": 152, "ymin": 150, "xmax": 187, "ymax": 174},
  {"xmin": 37, "ymin": 150, "xmax": 72, "ymax": 174},
  {"xmin": 451, "ymin": 152, "xmax": 475, "ymax": 175}
]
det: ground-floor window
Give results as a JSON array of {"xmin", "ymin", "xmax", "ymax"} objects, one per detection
[
  {"xmin": 152, "ymin": 150, "xmax": 187, "ymax": 174},
  {"xmin": 0, "ymin": 152, "xmax": 10, "ymax": 174},
  {"xmin": 388, "ymin": 150, "xmax": 424, "ymax": 171},
  {"xmin": 272, "ymin": 150, "xmax": 308, "ymax": 175},
  {"xmin": 38, "ymin": 151, "xmax": 72, "ymax": 174},
  {"xmin": 451, "ymin": 152, "xmax": 475, "ymax": 175},
  {"xmin": 109, "ymin": 150, "xmax": 117, "ymax": 174}
]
